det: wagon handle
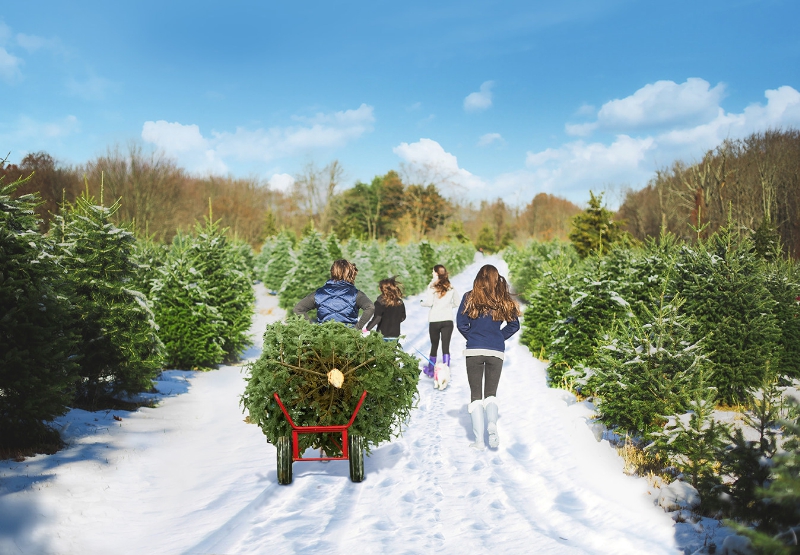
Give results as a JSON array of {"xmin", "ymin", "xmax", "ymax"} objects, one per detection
[{"xmin": 272, "ymin": 390, "xmax": 368, "ymax": 429}]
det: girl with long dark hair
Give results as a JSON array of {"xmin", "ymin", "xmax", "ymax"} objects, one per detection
[
  {"xmin": 456, "ymin": 264, "xmax": 520, "ymax": 450},
  {"xmin": 419, "ymin": 264, "xmax": 459, "ymax": 377},
  {"xmin": 366, "ymin": 277, "xmax": 406, "ymax": 341}
]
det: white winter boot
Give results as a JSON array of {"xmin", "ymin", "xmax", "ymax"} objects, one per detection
[
  {"xmin": 484, "ymin": 396, "xmax": 499, "ymax": 448},
  {"xmin": 468, "ymin": 400, "xmax": 485, "ymax": 450}
]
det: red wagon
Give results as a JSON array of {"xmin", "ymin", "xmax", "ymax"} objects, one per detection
[{"xmin": 272, "ymin": 390, "xmax": 368, "ymax": 484}]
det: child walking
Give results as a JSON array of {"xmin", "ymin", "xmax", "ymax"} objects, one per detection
[
  {"xmin": 420, "ymin": 264, "xmax": 459, "ymax": 377},
  {"xmin": 456, "ymin": 264, "xmax": 520, "ymax": 450},
  {"xmin": 366, "ymin": 277, "xmax": 406, "ymax": 342}
]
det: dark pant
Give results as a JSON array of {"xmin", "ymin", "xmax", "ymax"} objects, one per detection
[
  {"xmin": 428, "ymin": 321, "xmax": 454, "ymax": 357},
  {"xmin": 466, "ymin": 356, "xmax": 504, "ymax": 402}
]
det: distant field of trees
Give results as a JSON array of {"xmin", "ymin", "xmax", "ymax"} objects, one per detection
[
  {"xmin": 617, "ymin": 129, "xmax": 800, "ymax": 257},
  {"xmin": 0, "ymin": 147, "xmax": 582, "ymax": 250}
]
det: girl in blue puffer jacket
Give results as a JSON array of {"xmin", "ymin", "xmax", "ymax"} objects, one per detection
[{"xmin": 456, "ymin": 264, "xmax": 520, "ymax": 450}]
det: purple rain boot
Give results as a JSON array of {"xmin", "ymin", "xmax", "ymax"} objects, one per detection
[
  {"xmin": 423, "ymin": 356, "xmax": 437, "ymax": 377},
  {"xmin": 442, "ymin": 354, "xmax": 451, "ymax": 367}
]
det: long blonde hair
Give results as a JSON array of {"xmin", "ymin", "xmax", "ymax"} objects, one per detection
[{"xmin": 462, "ymin": 264, "xmax": 519, "ymax": 321}]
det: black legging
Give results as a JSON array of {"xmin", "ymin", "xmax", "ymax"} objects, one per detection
[
  {"xmin": 466, "ymin": 356, "xmax": 504, "ymax": 402},
  {"xmin": 428, "ymin": 320, "xmax": 454, "ymax": 357}
]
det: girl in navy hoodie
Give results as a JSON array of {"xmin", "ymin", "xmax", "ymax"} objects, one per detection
[{"xmin": 456, "ymin": 264, "xmax": 520, "ymax": 450}]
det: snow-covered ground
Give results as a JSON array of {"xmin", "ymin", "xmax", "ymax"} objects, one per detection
[{"xmin": 1, "ymin": 255, "xmax": 723, "ymax": 554}]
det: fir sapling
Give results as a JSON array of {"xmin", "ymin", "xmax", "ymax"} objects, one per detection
[
  {"xmin": 51, "ymin": 192, "xmax": 163, "ymax": 406},
  {"xmin": 648, "ymin": 386, "xmax": 729, "ymax": 500},
  {"xmin": 279, "ymin": 230, "xmax": 333, "ymax": 310},
  {"xmin": 592, "ymin": 294, "xmax": 707, "ymax": 437},
  {"xmin": 190, "ymin": 217, "xmax": 255, "ymax": 359}
]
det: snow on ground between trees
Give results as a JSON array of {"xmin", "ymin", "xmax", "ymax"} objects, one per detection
[{"xmin": 1, "ymin": 255, "xmax": 717, "ymax": 554}]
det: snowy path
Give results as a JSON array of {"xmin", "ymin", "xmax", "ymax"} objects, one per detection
[{"xmin": 0, "ymin": 255, "xmax": 680, "ymax": 555}]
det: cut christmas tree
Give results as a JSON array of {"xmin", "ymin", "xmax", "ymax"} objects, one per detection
[{"xmin": 242, "ymin": 318, "xmax": 419, "ymax": 455}]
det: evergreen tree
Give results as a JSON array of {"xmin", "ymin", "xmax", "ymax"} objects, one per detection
[
  {"xmin": 258, "ymin": 208, "xmax": 279, "ymax": 245},
  {"xmin": 130, "ymin": 235, "xmax": 168, "ymax": 297},
  {"xmin": 262, "ymin": 231, "xmax": 295, "ymax": 293},
  {"xmin": 368, "ymin": 241, "xmax": 386, "ymax": 281},
  {"xmin": 718, "ymin": 380, "xmax": 782, "ymax": 522},
  {"xmin": 279, "ymin": 230, "xmax": 332, "ymax": 310},
  {"xmin": 519, "ymin": 251, "xmax": 579, "ymax": 359},
  {"xmin": 189, "ymin": 216, "xmax": 255, "ymax": 359},
  {"xmin": 736, "ymin": 399, "xmax": 800, "ymax": 554},
  {"xmin": 151, "ymin": 234, "xmax": 226, "ymax": 369},
  {"xmin": 763, "ymin": 259, "xmax": 800, "ymax": 379},
  {"xmin": 752, "ymin": 216, "xmax": 781, "ymax": 262},
  {"xmin": 51, "ymin": 192, "xmax": 162, "ymax": 406},
  {"xmin": 568, "ymin": 191, "xmax": 627, "ymax": 259},
  {"xmin": 348, "ymin": 241, "xmax": 378, "ymax": 301},
  {"xmin": 592, "ymin": 294, "xmax": 707, "ymax": 437},
  {"xmin": 326, "ymin": 232, "xmax": 343, "ymax": 261},
  {"xmin": 598, "ymin": 233, "xmax": 679, "ymax": 322},
  {"xmin": 378, "ymin": 239, "xmax": 412, "ymax": 289},
  {"xmin": 1, "ymin": 176, "xmax": 79, "ymax": 448},
  {"xmin": 253, "ymin": 236, "xmax": 275, "ymax": 284},
  {"xmin": 475, "ymin": 224, "xmax": 496, "ymax": 253},
  {"xmin": 403, "ymin": 242, "xmax": 426, "ymax": 295},
  {"xmin": 672, "ymin": 227, "xmax": 781, "ymax": 405},
  {"xmin": 419, "ymin": 240, "xmax": 436, "ymax": 276},
  {"xmin": 649, "ymin": 387, "xmax": 728, "ymax": 497},
  {"xmin": 547, "ymin": 264, "xmax": 632, "ymax": 390}
]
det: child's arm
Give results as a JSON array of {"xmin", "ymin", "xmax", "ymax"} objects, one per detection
[
  {"xmin": 355, "ymin": 291, "xmax": 375, "ymax": 329},
  {"xmin": 366, "ymin": 300, "xmax": 384, "ymax": 331},
  {"xmin": 293, "ymin": 292, "xmax": 317, "ymax": 321},
  {"xmin": 501, "ymin": 317, "xmax": 521, "ymax": 339}
]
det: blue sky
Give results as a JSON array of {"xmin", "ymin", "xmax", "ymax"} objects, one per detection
[{"xmin": 1, "ymin": 1, "xmax": 799, "ymax": 208}]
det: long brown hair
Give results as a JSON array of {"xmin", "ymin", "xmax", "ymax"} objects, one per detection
[
  {"xmin": 379, "ymin": 277, "xmax": 404, "ymax": 307},
  {"xmin": 462, "ymin": 264, "xmax": 519, "ymax": 321},
  {"xmin": 330, "ymin": 259, "xmax": 358, "ymax": 283},
  {"xmin": 433, "ymin": 264, "xmax": 451, "ymax": 297}
]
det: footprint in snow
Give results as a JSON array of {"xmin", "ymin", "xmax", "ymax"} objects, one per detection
[{"xmin": 507, "ymin": 442, "xmax": 530, "ymax": 461}]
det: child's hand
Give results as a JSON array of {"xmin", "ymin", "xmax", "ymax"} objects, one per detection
[{"xmin": 361, "ymin": 328, "xmax": 370, "ymax": 336}]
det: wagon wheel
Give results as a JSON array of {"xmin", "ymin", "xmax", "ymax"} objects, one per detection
[
  {"xmin": 348, "ymin": 434, "xmax": 365, "ymax": 483},
  {"xmin": 277, "ymin": 436, "xmax": 293, "ymax": 485}
]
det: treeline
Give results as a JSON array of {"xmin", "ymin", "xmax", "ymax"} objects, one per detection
[
  {"xmin": 618, "ymin": 128, "xmax": 800, "ymax": 258},
  {"xmin": 505, "ymin": 221, "xmax": 800, "ymax": 551},
  {"xmin": 0, "ymin": 147, "xmax": 582, "ymax": 249}
]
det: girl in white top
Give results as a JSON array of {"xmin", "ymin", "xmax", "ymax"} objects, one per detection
[{"xmin": 419, "ymin": 264, "xmax": 459, "ymax": 377}]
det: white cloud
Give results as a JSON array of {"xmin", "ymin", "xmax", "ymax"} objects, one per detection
[
  {"xmin": 141, "ymin": 104, "xmax": 375, "ymax": 175},
  {"xmin": 464, "ymin": 81, "xmax": 494, "ymax": 112},
  {"xmin": 478, "ymin": 132, "xmax": 504, "ymax": 147},
  {"xmin": 393, "ymin": 138, "xmax": 486, "ymax": 191},
  {"xmin": 269, "ymin": 173, "xmax": 295, "ymax": 192},
  {"xmin": 524, "ymin": 135, "xmax": 656, "ymax": 203},
  {"xmin": 568, "ymin": 78, "xmax": 726, "ymax": 136},
  {"xmin": 526, "ymin": 84, "xmax": 800, "ymax": 206},
  {"xmin": 0, "ymin": 47, "xmax": 22, "ymax": 81}
]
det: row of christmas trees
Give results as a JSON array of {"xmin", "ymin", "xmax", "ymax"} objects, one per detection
[
  {"xmin": 1, "ymin": 176, "xmax": 257, "ymax": 450},
  {"xmin": 1, "ymin": 173, "xmax": 475, "ymax": 452},
  {"xmin": 254, "ymin": 229, "xmax": 475, "ymax": 310},
  {"xmin": 504, "ymin": 230, "xmax": 800, "ymax": 551}
]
